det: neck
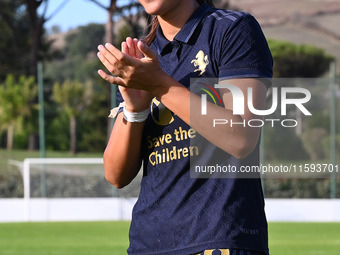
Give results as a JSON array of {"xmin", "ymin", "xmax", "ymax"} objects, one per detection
[{"xmin": 158, "ymin": 1, "xmax": 200, "ymax": 41}]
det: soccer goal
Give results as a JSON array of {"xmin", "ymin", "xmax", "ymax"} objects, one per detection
[
  {"xmin": 22, "ymin": 158, "xmax": 106, "ymax": 220},
  {"xmin": 19, "ymin": 158, "xmax": 142, "ymax": 221}
]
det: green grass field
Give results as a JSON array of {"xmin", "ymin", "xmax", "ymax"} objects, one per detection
[
  {"xmin": 0, "ymin": 222, "xmax": 339, "ymax": 255},
  {"xmin": 0, "ymin": 221, "xmax": 129, "ymax": 255}
]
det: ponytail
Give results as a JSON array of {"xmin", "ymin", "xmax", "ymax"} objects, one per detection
[
  {"xmin": 143, "ymin": 0, "xmax": 215, "ymax": 45},
  {"xmin": 143, "ymin": 16, "xmax": 160, "ymax": 46}
]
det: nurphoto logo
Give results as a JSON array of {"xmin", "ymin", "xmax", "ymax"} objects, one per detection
[{"xmin": 200, "ymin": 83, "xmax": 312, "ymax": 128}]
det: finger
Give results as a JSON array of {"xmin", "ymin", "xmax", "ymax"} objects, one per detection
[
  {"xmin": 98, "ymin": 44, "xmax": 120, "ymax": 65},
  {"xmin": 126, "ymin": 37, "xmax": 136, "ymax": 58},
  {"xmin": 97, "ymin": 69, "xmax": 126, "ymax": 86},
  {"xmin": 105, "ymin": 43, "xmax": 136, "ymax": 66},
  {"xmin": 98, "ymin": 44, "xmax": 125, "ymax": 73},
  {"xmin": 97, "ymin": 51, "xmax": 124, "ymax": 78},
  {"xmin": 133, "ymin": 38, "xmax": 143, "ymax": 59},
  {"xmin": 137, "ymin": 41, "xmax": 157, "ymax": 60},
  {"xmin": 121, "ymin": 41, "xmax": 129, "ymax": 55}
]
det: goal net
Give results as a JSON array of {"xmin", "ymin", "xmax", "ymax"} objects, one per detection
[
  {"xmin": 22, "ymin": 158, "xmax": 142, "ymax": 198},
  {"xmin": 18, "ymin": 158, "xmax": 142, "ymax": 221}
]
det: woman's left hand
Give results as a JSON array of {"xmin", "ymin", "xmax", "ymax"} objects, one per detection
[{"xmin": 97, "ymin": 41, "xmax": 166, "ymax": 95}]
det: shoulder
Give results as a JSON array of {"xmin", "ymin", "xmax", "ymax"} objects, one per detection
[
  {"xmin": 201, "ymin": 8, "xmax": 273, "ymax": 80},
  {"xmin": 203, "ymin": 8, "xmax": 261, "ymax": 33},
  {"xmin": 205, "ymin": 8, "xmax": 249, "ymax": 22}
]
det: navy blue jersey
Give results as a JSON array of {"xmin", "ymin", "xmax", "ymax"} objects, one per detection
[{"xmin": 121, "ymin": 3, "xmax": 273, "ymax": 255}]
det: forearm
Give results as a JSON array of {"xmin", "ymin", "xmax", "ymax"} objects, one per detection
[
  {"xmin": 187, "ymin": 92, "xmax": 260, "ymax": 159},
  {"xmin": 97, "ymin": 41, "xmax": 265, "ymax": 159},
  {"xmin": 103, "ymin": 113, "xmax": 144, "ymax": 188},
  {"xmin": 153, "ymin": 76, "xmax": 263, "ymax": 159}
]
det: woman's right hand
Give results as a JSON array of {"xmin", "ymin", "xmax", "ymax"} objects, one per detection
[{"xmin": 119, "ymin": 37, "xmax": 153, "ymax": 112}]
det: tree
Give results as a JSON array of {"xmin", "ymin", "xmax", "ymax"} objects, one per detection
[
  {"xmin": 24, "ymin": 0, "xmax": 68, "ymax": 76},
  {"xmin": 24, "ymin": 0, "xmax": 46, "ymax": 77},
  {"xmin": 86, "ymin": 0, "xmax": 146, "ymax": 139},
  {"xmin": 44, "ymin": 23, "xmax": 106, "ymax": 83},
  {"xmin": 0, "ymin": 1, "xmax": 30, "ymax": 80},
  {"xmin": 65, "ymin": 23, "xmax": 106, "ymax": 59},
  {"xmin": 301, "ymin": 128, "xmax": 328, "ymax": 160},
  {"xmin": 0, "ymin": 74, "xmax": 37, "ymax": 150},
  {"xmin": 118, "ymin": 1, "xmax": 145, "ymax": 39},
  {"xmin": 44, "ymin": 23, "xmax": 109, "ymax": 152},
  {"xmin": 268, "ymin": 39, "xmax": 334, "ymax": 77},
  {"xmin": 87, "ymin": 0, "xmax": 118, "ymax": 44},
  {"xmin": 0, "ymin": 0, "xmax": 68, "ymax": 149},
  {"xmin": 0, "ymin": 0, "xmax": 67, "ymax": 77},
  {"xmin": 265, "ymin": 40, "xmax": 335, "ymax": 138},
  {"xmin": 52, "ymin": 80, "xmax": 94, "ymax": 154}
]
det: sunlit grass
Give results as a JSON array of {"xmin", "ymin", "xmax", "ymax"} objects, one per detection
[{"xmin": 0, "ymin": 221, "xmax": 340, "ymax": 255}]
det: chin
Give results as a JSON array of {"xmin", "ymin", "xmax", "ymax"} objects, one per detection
[
  {"xmin": 139, "ymin": 0, "xmax": 174, "ymax": 16},
  {"xmin": 143, "ymin": 6, "xmax": 164, "ymax": 15}
]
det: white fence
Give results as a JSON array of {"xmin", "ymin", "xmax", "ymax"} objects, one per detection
[
  {"xmin": 265, "ymin": 199, "xmax": 340, "ymax": 222},
  {"xmin": 2, "ymin": 158, "xmax": 340, "ymax": 222},
  {"xmin": 0, "ymin": 197, "xmax": 137, "ymax": 222},
  {"xmin": 1, "ymin": 198, "xmax": 340, "ymax": 222}
]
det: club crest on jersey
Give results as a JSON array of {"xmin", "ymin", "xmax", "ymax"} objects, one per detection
[{"xmin": 191, "ymin": 50, "xmax": 209, "ymax": 76}]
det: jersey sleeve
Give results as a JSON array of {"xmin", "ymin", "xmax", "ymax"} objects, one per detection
[
  {"xmin": 116, "ymin": 87, "xmax": 124, "ymax": 114},
  {"xmin": 116, "ymin": 87, "xmax": 124, "ymax": 105},
  {"xmin": 107, "ymin": 87, "xmax": 124, "ymax": 119},
  {"xmin": 218, "ymin": 14, "xmax": 273, "ymax": 81}
]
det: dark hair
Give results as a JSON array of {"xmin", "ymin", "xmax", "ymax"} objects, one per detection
[{"xmin": 143, "ymin": 0, "xmax": 215, "ymax": 45}]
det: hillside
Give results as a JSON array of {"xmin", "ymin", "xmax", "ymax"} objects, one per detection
[
  {"xmin": 230, "ymin": 0, "xmax": 340, "ymax": 74},
  {"xmin": 49, "ymin": 1, "xmax": 340, "ymax": 74}
]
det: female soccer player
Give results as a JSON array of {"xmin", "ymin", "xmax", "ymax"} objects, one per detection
[{"xmin": 97, "ymin": 0, "xmax": 273, "ymax": 254}]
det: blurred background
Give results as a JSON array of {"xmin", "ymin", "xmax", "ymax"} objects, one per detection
[{"xmin": 0, "ymin": 0, "xmax": 339, "ymax": 254}]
